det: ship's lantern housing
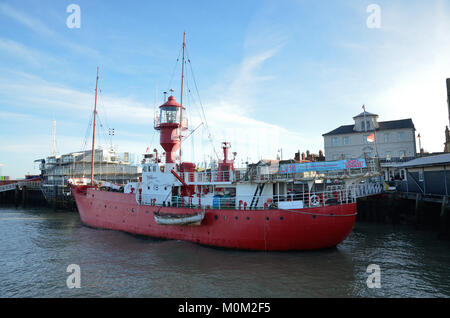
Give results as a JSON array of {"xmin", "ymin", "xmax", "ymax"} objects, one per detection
[
  {"xmin": 155, "ymin": 96, "xmax": 183, "ymax": 129},
  {"xmin": 160, "ymin": 106, "xmax": 180, "ymax": 124}
]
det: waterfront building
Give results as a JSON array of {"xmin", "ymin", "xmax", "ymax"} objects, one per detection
[{"xmin": 323, "ymin": 110, "xmax": 417, "ymax": 180}]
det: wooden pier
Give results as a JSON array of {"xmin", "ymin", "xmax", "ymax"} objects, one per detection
[
  {"xmin": 356, "ymin": 192, "xmax": 450, "ymax": 239},
  {"xmin": 0, "ymin": 180, "xmax": 47, "ymax": 207}
]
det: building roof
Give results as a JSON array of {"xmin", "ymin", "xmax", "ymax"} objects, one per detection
[
  {"xmin": 397, "ymin": 153, "xmax": 450, "ymax": 168},
  {"xmin": 353, "ymin": 111, "xmax": 378, "ymax": 119},
  {"xmin": 323, "ymin": 119, "xmax": 415, "ymax": 136}
]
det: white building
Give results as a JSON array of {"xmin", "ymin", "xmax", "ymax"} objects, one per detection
[{"xmin": 323, "ymin": 111, "xmax": 417, "ymax": 164}]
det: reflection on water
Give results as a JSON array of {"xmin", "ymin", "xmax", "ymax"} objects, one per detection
[{"xmin": 0, "ymin": 206, "xmax": 449, "ymax": 298}]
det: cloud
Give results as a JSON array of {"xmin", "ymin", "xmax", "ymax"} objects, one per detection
[
  {"xmin": 0, "ymin": 3, "xmax": 101, "ymax": 60},
  {"xmin": 0, "ymin": 3, "xmax": 55, "ymax": 37},
  {"xmin": 0, "ymin": 38, "xmax": 61, "ymax": 67},
  {"xmin": 0, "ymin": 71, "xmax": 154, "ymax": 125},
  {"xmin": 362, "ymin": 0, "xmax": 450, "ymax": 152}
]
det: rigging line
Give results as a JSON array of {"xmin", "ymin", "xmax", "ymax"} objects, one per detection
[
  {"xmin": 167, "ymin": 46, "xmax": 183, "ymax": 93},
  {"xmin": 184, "ymin": 67, "xmax": 204, "ymax": 127},
  {"xmin": 82, "ymin": 109, "xmax": 94, "ymax": 151},
  {"xmin": 183, "ymin": 123, "xmax": 204, "ymax": 142},
  {"xmin": 148, "ymin": 129, "xmax": 157, "ymax": 152},
  {"xmin": 185, "ymin": 47, "xmax": 210, "ymax": 130},
  {"xmin": 96, "ymin": 113, "xmax": 109, "ymax": 151},
  {"xmin": 184, "ymin": 68, "xmax": 209, "ymax": 163},
  {"xmin": 97, "ymin": 88, "xmax": 113, "ymax": 149},
  {"xmin": 185, "ymin": 47, "xmax": 219, "ymax": 160}
]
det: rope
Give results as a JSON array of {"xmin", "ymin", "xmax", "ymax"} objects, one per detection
[
  {"xmin": 282, "ymin": 208, "xmax": 358, "ymax": 217},
  {"xmin": 185, "ymin": 47, "xmax": 219, "ymax": 160},
  {"xmin": 167, "ymin": 46, "xmax": 183, "ymax": 93}
]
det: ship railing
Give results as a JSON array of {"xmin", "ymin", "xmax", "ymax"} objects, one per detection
[
  {"xmin": 164, "ymin": 188, "xmax": 356, "ymax": 210},
  {"xmin": 179, "ymin": 170, "xmax": 234, "ymax": 184}
]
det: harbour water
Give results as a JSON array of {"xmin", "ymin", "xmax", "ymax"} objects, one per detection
[{"xmin": 1, "ymin": 206, "xmax": 449, "ymax": 298}]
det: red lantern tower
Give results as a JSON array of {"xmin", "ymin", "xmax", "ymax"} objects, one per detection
[
  {"xmin": 154, "ymin": 32, "xmax": 188, "ymax": 171},
  {"xmin": 154, "ymin": 96, "xmax": 186, "ymax": 167}
]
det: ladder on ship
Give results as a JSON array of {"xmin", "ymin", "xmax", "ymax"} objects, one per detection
[{"xmin": 250, "ymin": 183, "xmax": 265, "ymax": 209}]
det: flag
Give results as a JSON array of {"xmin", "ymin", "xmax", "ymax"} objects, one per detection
[
  {"xmin": 145, "ymin": 147, "xmax": 150, "ymax": 153},
  {"xmin": 367, "ymin": 133, "xmax": 375, "ymax": 143}
]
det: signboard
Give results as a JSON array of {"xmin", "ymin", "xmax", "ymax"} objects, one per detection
[{"xmin": 280, "ymin": 159, "xmax": 367, "ymax": 174}]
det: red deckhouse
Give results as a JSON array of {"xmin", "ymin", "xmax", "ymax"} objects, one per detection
[{"xmin": 69, "ymin": 34, "xmax": 380, "ymax": 251}]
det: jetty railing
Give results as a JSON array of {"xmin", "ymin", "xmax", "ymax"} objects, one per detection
[{"xmin": 0, "ymin": 181, "xmax": 41, "ymax": 193}]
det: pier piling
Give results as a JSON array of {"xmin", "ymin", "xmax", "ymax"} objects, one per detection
[{"xmin": 439, "ymin": 196, "xmax": 449, "ymax": 239}]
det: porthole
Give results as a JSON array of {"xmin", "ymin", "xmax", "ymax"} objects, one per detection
[
  {"xmin": 280, "ymin": 217, "xmax": 284, "ymax": 221},
  {"xmin": 214, "ymin": 215, "xmax": 218, "ymax": 220}
]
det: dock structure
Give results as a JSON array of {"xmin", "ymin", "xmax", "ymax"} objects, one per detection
[
  {"xmin": 395, "ymin": 153, "xmax": 450, "ymax": 237},
  {"xmin": 0, "ymin": 179, "xmax": 46, "ymax": 207},
  {"xmin": 356, "ymin": 153, "xmax": 450, "ymax": 238}
]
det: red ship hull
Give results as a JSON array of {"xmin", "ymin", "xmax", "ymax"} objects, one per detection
[{"xmin": 71, "ymin": 186, "xmax": 357, "ymax": 251}]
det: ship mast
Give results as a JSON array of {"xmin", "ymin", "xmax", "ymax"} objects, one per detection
[
  {"xmin": 179, "ymin": 32, "xmax": 186, "ymax": 164},
  {"xmin": 91, "ymin": 67, "xmax": 99, "ymax": 186}
]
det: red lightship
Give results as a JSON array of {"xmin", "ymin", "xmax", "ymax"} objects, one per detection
[{"xmin": 70, "ymin": 34, "xmax": 377, "ymax": 251}]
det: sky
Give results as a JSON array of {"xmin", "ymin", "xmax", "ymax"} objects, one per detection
[{"xmin": 1, "ymin": 0, "xmax": 450, "ymax": 178}]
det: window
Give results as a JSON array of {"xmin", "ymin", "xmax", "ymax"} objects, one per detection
[
  {"xmin": 160, "ymin": 106, "xmax": 179, "ymax": 124},
  {"xmin": 385, "ymin": 151, "xmax": 391, "ymax": 161},
  {"xmin": 397, "ymin": 131, "xmax": 405, "ymax": 141},
  {"xmin": 332, "ymin": 137, "xmax": 339, "ymax": 146},
  {"xmin": 361, "ymin": 121, "xmax": 366, "ymax": 131},
  {"xmin": 384, "ymin": 133, "xmax": 390, "ymax": 143},
  {"xmin": 366, "ymin": 120, "xmax": 371, "ymax": 130},
  {"xmin": 343, "ymin": 137, "xmax": 350, "ymax": 145},
  {"xmin": 399, "ymin": 150, "xmax": 406, "ymax": 159},
  {"xmin": 418, "ymin": 170, "xmax": 424, "ymax": 182}
]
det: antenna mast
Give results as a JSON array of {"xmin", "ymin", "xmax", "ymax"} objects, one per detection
[
  {"xmin": 179, "ymin": 32, "xmax": 186, "ymax": 164},
  {"xmin": 91, "ymin": 67, "xmax": 99, "ymax": 186}
]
